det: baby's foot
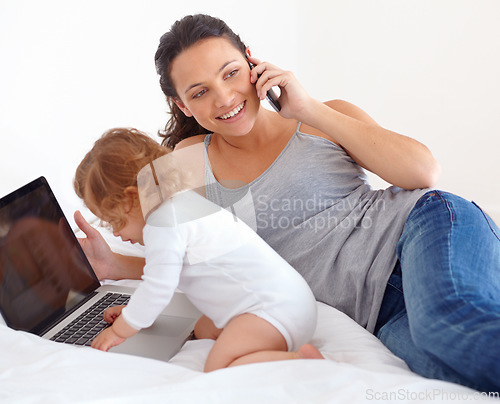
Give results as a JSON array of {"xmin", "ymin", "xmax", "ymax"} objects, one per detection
[{"xmin": 297, "ymin": 344, "xmax": 324, "ymax": 360}]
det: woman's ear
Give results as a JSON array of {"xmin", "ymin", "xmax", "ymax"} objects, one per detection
[{"xmin": 172, "ymin": 97, "xmax": 193, "ymax": 117}]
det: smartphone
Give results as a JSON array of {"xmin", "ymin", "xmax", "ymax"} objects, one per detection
[{"xmin": 248, "ymin": 61, "xmax": 281, "ymax": 112}]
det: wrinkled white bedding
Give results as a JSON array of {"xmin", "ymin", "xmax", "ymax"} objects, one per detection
[
  {"xmin": 1, "ymin": 298, "xmax": 491, "ymax": 403},
  {"xmin": 0, "ymin": 229, "xmax": 494, "ymax": 403}
]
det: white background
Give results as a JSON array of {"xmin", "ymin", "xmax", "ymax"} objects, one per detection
[{"xmin": 1, "ymin": 0, "xmax": 499, "ymax": 228}]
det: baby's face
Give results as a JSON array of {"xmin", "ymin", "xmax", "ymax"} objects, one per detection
[{"xmin": 111, "ymin": 206, "xmax": 146, "ymax": 246}]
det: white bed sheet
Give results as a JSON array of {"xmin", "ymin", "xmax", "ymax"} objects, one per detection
[
  {"xmin": 0, "ymin": 295, "xmax": 492, "ymax": 403},
  {"xmin": 0, "ymin": 230, "xmax": 494, "ymax": 403}
]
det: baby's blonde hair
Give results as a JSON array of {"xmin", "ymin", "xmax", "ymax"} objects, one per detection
[{"xmin": 74, "ymin": 128, "xmax": 170, "ymax": 230}]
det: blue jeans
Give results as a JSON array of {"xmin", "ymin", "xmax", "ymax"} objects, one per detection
[{"xmin": 375, "ymin": 191, "xmax": 500, "ymax": 392}]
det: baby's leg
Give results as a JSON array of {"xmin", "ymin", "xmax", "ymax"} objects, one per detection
[
  {"xmin": 203, "ymin": 313, "xmax": 323, "ymax": 372},
  {"xmin": 228, "ymin": 343, "xmax": 324, "ymax": 369},
  {"xmin": 194, "ymin": 315, "xmax": 223, "ymax": 340}
]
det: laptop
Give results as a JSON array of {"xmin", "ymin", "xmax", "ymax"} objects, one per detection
[{"xmin": 0, "ymin": 176, "xmax": 201, "ymax": 361}]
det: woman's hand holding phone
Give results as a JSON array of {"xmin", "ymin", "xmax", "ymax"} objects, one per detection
[{"xmin": 247, "ymin": 56, "xmax": 315, "ymax": 122}]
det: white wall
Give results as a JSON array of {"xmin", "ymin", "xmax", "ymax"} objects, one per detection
[
  {"xmin": 1, "ymin": 0, "xmax": 499, "ymax": 228},
  {"xmin": 295, "ymin": 0, "xmax": 500, "ymax": 222}
]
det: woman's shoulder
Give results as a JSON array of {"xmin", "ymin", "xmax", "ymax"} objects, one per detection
[
  {"xmin": 324, "ymin": 99, "xmax": 379, "ymax": 125},
  {"xmin": 174, "ymin": 134, "xmax": 207, "ymax": 150},
  {"xmin": 299, "ymin": 99, "xmax": 379, "ymax": 140}
]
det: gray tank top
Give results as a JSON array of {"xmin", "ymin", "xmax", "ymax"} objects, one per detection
[{"xmin": 204, "ymin": 124, "xmax": 428, "ymax": 332}]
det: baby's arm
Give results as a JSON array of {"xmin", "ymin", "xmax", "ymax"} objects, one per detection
[
  {"xmin": 119, "ymin": 208, "xmax": 185, "ymax": 330},
  {"xmin": 92, "ymin": 200, "xmax": 186, "ymax": 353},
  {"xmin": 91, "ymin": 309, "xmax": 139, "ymax": 351}
]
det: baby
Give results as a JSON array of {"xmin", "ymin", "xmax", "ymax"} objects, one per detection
[{"xmin": 74, "ymin": 127, "xmax": 323, "ymax": 371}]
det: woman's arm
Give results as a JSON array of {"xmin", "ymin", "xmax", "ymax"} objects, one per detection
[
  {"xmin": 109, "ymin": 254, "xmax": 145, "ymax": 280},
  {"xmin": 301, "ymin": 99, "xmax": 441, "ymax": 190},
  {"xmin": 74, "ymin": 210, "xmax": 144, "ymax": 280},
  {"xmin": 250, "ymin": 59, "xmax": 441, "ymax": 190}
]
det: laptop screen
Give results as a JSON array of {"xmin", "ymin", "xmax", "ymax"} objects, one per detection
[{"xmin": 0, "ymin": 177, "xmax": 100, "ymax": 334}]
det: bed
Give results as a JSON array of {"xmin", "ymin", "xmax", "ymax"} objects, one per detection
[{"xmin": 0, "ymin": 228, "xmax": 496, "ymax": 403}]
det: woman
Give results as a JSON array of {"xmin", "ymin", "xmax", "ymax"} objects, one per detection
[{"xmin": 75, "ymin": 14, "xmax": 500, "ymax": 391}]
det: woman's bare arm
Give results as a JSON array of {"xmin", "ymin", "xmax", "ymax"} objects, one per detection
[
  {"xmin": 108, "ymin": 254, "xmax": 145, "ymax": 280},
  {"xmin": 250, "ymin": 58, "xmax": 441, "ymax": 190},
  {"xmin": 74, "ymin": 210, "xmax": 144, "ymax": 280},
  {"xmin": 301, "ymin": 99, "xmax": 441, "ymax": 190}
]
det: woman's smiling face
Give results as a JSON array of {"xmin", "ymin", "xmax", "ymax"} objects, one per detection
[{"xmin": 170, "ymin": 37, "xmax": 261, "ymax": 137}]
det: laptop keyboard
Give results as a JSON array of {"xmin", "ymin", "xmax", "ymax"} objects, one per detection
[{"xmin": 50, "ymin": 293, "xmax": 130, "ymax": 347}]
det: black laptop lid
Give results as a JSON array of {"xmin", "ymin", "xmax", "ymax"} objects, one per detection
[{"xmin": 0, "ymin": 177, "xmax": 100, "ymax": 334}]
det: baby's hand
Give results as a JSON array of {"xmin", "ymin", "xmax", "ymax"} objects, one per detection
[
  {"xmin": 103, "ymin": 305, "xmax": 125, "ymax": 324},
  {"xmin": 91, "ymin": 326, "xmax": 126, "ymax": 352}
]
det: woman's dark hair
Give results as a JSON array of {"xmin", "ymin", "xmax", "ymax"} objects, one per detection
[{"xmin": 155, "ymin": 14, "xmax": 247, "ymax": 148}]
